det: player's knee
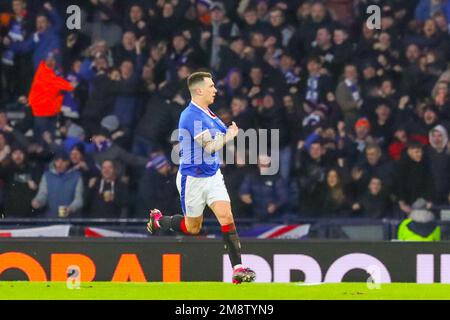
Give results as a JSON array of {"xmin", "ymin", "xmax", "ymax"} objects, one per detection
[{"xmin": 186, "ymin": 224, "xmax": 202, "ymax": 235}]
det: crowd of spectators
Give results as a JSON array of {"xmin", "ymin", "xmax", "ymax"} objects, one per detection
[{"xmin": 0, "ymin": 0, "xmax": 449, "ymax": 222}]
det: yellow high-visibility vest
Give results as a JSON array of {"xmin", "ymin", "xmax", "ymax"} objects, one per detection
[{"xmin": 397, "ymin": 218, "xmax": 441, "ymax": 241}]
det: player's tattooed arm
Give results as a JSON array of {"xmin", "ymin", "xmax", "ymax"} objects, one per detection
[{"xmin": 195, "ymin": 122, "xmax": 239, "ymax": 154}]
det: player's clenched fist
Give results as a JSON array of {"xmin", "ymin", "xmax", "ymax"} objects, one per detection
[{"xmin": 227, "ymin": 121, "xmax": 239, "ymax": 139}]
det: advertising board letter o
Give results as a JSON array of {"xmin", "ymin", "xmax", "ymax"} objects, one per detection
[
  {"xmin": 0, "ymin": 252, "xmax": 47, "ymax": 281},
  {"xmin": 324, "ymin": 253, "xmax": 391, "ymax": 283}
]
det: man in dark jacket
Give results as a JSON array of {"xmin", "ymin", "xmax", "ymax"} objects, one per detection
[
  {"xmin": 288, "ymin": 1, "xmax": 334, "ymax": 58},
  {"xmin": 295, "ymin": 139, "xmax": 334, "ymax": 215},
  {"xmin": 111, "ymin": 36, "xmax": 144, "ymax": 129},
  {"xmin": 350, "ymin": 143, "xmax": 394, "ymax": 198},
  {"xmin": 133, "ymin": 95, "xmax": 181, "ymax": 157},
  {"xmin": 112, "ymin": 59, "xmax": 141, "ymax": 129},
  {"xmin": 352, "ymin": 176, "xmax": 392, "ymax": 218},
  {"xmin": 112, "ymin": 31, "xmax": 138, "ymax": 66},
  {"xmin": 86, "ymin": 159, "xmax": 128, "ymax": 218},
  {"xmin": 301, "ymin": 56, "xmax": 333, "ymax": 105},
  {"xmin": 216, "ymin": 37, "xmax": 247, "ymax": 80},
  {"xmin": 79, "ymin": 57, "xmax": 137, "ymax": 135},
  {"xmin": 395, "ymin": 141, "xmax": 434, "ymax": 215},
  {"xmin": 256, "ymin": 92, "xmax": 291, "ymax": 180},
  {"xmin": 136, "ymin": 153, "xmax": 179, "ymax": 217},
  {"xmin": 239, "ymin": 155, "xmax": 289, "ymax": 221},
  {"xmin": 230, "ymin": 95, "xmax": 256, "ymax": 132},
  {"xmin": 91, "ymin": 128, "xmax": 149, "ymax": 178},
  {"xmin": 0, "ymin": 145, "xmax": 40, "ymax": 217}
]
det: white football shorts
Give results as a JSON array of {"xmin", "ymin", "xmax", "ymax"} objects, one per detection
[{"xmin": 176, "ymin": 169, "xmax": 231, "ymax": 217}]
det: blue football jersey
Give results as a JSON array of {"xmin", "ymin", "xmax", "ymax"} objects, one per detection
[{"xmin": 178, "ymin": 101, "xmax": 227, "ymax": 177}]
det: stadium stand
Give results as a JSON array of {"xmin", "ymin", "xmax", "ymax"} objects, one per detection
[{"xmin": 0, "ymin": 0, "xmax": 449, "ymax": 240}]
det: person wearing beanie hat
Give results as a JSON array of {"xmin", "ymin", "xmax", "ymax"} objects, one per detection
[
  {"xmin": 354, "ymin": 117, "xmax": 371, "ymax": 130},
  {"xmin": 101, "ymin": 115, "xmax": 120, "ymax": 132},
  {"xmin": 353, "ymin": 117, "xmax": 372, "ymax": 156},
  {"xmin": 91, "ymin": 123, "xmax": 150, "ymax": 180},
  {"xmin": 63, "ymin": 123, "xmax": 95, "ymax": 155},
  {"xmin": 101, "ymin": 114, "xmax": 130, "ymax": 148},
  {"xmin": 137, "ymin": 152, "xmax": 178, "ymax": 220},
  {"xmin": 197, "ymin": 0, "xmax": 212, "ymax": 26},
  {"xmin": 146, "ymin": 153, "xmax": 170, "ymax": 172},
  {"xmin": 210, "ymin": 2, "xmax": 225, "ymax": 13},
  {"xmin": 197, "ymin": 0, "xmax": 212, "ymax": 9},
  {"xmin": 67, "ymin": 123, "xmax": 85, "ymax": 139}
]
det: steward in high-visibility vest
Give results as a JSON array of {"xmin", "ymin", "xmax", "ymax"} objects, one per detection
[{"xmin": 397, "ymin": 209, "xmax": 441, "ymax": 241}]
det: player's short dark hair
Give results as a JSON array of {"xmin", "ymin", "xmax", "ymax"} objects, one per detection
[{"xmin": 187, "ymin": 72, "xmax": 212, "ymax": 89}]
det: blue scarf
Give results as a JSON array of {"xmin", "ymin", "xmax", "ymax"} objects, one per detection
[
  {"xmin": 62, "ymin": 72, "xmax": 81, "ymax": 118},
  {"xmin": 306, "ymin": 75, "xmax": 319, "ymax": 103},
  {"xmin": 345, "ymin": 79, "xmax": 361, "ymax": 101},
  {"xmin": 284, "ymin": 69, "xmax": 300, "ymax": 85},
  {"xmin": 2, "ymin": 19, "xmax": 25, "ymax": 66},
  {"xmin": 95, "ymin": 140, "xmax": 112, "ymax": 152}
]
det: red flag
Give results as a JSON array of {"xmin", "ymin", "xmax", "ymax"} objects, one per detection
[{"xmin": 28, "ymin": 61, "xmax": 74, "ymax": 117}]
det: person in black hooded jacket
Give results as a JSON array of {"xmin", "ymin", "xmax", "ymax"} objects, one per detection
[
  {"xmin": 395, "ymin": 141, "xmax": 434, "ymax": 214},
  {"xmin": 81, "ymin": 61, "xmax": 138, "ymax": 135},
  {"xmin": 295, "ymin": 139, "xmax": 335, "ymax": 216},
  {"xmin": 405, "ymin": 104, "xmax": 448, "ymax": 145},
  {"xmin": 426, "ymin": 124, "xmax": 450, "ymax": 205},
  {"xmin": 352, "ymin": 176, "xmax": 393, "ymax": 218},
  {"xmin": 0, "ymin": 144, "xmax": 40, "ymax": 217}
]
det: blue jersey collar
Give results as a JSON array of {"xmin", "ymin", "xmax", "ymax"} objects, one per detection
[{"xmin": 190, "ymin": 100, "xmax": 217, "ymax": 119}]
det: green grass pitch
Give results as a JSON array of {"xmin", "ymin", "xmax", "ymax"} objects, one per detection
[{"xmin": 0, "ymin": 282, "xmax": 449, "ymax": 300}]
